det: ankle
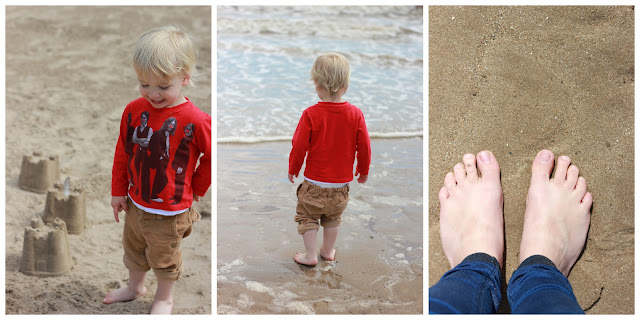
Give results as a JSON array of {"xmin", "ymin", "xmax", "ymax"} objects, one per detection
[
  {"xmin": 154, "ymin": 295, "xmax": 173, "ymax": 303},
  {"xmin": 129, "ymin": 285, "xmax": 146, "ymax": 296}
]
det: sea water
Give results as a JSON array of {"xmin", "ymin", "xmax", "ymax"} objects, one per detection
[
  {"xmin": 217, "ymin": 7, "xmax": 424, "ymax": 313},
  {"xmin": 217, "ymin": 6, "xmax": 423, "ymax": 143}
]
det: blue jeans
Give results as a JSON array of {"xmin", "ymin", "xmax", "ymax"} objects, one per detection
[{"xmin": 429, "ymin": 253, "xmax": 584, "ymax": 314}]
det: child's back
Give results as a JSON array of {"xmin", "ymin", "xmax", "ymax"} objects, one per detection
[{"xmin": 289, "ymin": 100, "xmax": 369, "ymax": 183}]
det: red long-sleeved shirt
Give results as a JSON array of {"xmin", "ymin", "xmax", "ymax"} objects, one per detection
[
  {"xmin": 112, "ymin": 97, "xmax": 211, "ymax": 212},
  {"xmin": 289, "ymin": 101, "xmax": 371, "ymax": 183}
]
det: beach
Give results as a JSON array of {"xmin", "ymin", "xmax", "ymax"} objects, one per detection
[
  {"xmin": 429, "ymin": 6, "xmax": 634, "ymax": 313},
  {"xmin": 217, "ymin": 138, "xmax": 422, "ymax": 314},
  {"xmin": 217, "ymin": 6, "xmax": 423, "ymax": 314},
  {"xmin": 5, "ymin": 6, "xmax": 212, "ymax": 314}
]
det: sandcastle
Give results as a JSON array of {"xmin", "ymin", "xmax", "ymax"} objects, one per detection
[
  {"xmin": 19, "ymin": 216, "xmax": 73, "ymax": 277},
  {"xmin": 43, "ymin": 178, "xmax": 87, "ymax": 234},
  {"xmin": 18, "ymin": 152, "xmax": 59, "ymax": 194}
]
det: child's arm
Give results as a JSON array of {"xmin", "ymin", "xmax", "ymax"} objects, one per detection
[
  {"xmin": 112, "ymin": 107, "xmax": 132, "ymax": 203},
  {"xmin": 355, "ymin": 111, "xmax": 371, "ymax": 183},
  {"xmin": 288, "ymin": 112, "xmax": 311, "ymax": 181},
  {"xmin": 191, "ymin": 113, "xmax": 212, "ymax": 198}
]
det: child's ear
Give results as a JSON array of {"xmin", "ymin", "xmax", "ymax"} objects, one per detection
[{"xmin": 182, "ymin": 74, "xmax": 191, "ymax": 86}]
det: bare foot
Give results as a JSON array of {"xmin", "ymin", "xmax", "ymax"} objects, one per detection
[
  {"xmin": 294, "ymin": 252, "xmax": 318, "ymax": 266},
  {"xmin": 150, "ymin": 296, "xmax": 174, "ymax": 314},
  {"xmin": 320, "ymin": 249, "xmax": 336, "ymax": 261},
  {"xmin": 519, "ymin": 150, "xmax": 592, "ymax": 276},
  {"xmin": 102, "ymin": 286, "xmax": 147, "ymax": 304},
  {"xmin": 438, "ymin": 151, "xmax": 504, "ymax": 268}
]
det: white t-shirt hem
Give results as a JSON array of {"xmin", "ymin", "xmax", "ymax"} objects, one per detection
[
  {"xmin": 129, "ymin": 195, "xmax": 188, "ymax": 216},
  {"xmin": 303, "ymin": 176, "xmax": 349, "ymax": 188}
]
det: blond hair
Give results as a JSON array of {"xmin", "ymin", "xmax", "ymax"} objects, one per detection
[
  {"xmin": 133, "ymin": 25, "xmax": 198, "ymax": 86},
  {"xmin": 310, "ymin": 52, "xmax": 350, "ymax": 97}
]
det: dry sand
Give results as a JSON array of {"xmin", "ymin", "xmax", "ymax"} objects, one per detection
[
  {"xmin": 429, "ymin": 6, "xmax": 633, "ymax": 313},
  {"xmin": 217, "ymin": 139, "xmax": 423, "ymax": 314},
  {"xmin": 5, "ymin": 6, "xmax": 212, "ymax": 314}
]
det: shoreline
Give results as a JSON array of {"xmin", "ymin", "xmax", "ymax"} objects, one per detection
[{"xmin": 217, "ymin": 138, "xmax": 423, "ymax": 314}]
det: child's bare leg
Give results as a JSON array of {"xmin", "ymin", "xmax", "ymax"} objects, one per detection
[
  {"xmin": 103, "ymin": 269, "xmax": 147, "ymax": 304},
  {"xmin": 519, "ymin": 150, "xmax": 592, "ymax": 276},
  {"xmin": 150, "ymin": 278, "xmax": 175, "ymax": 314},
  {"xmin": 320, "ymin": 226, "xmax": 338, "ymax": 261},
  {"xmin": 438, "ymin": 151, "xmax": 504, "ymax": 268},
  {"xmin": 294, "ymin": 229, "xmax": 318, "ymax": 266}
]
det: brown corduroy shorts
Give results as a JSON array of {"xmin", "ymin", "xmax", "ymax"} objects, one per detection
[
  {"xmin": 294, "ymin": 180, "xmax": 350, "ymax": 235},
  {"xmin": 122, "ymin": 198, "xmax": 201, "ymax": 281}
]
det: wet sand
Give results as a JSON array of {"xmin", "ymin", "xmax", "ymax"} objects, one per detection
[
  {"xmin": 5, "ymin": 6, "xmax": 212, "ymax": 314},
  {"xmin": 217, "ymin": 138, "xmax": 423, "ymax": 314},
  {"xmin": 429, "ymin": 6, "xmax": 633, "ymax": 313}
]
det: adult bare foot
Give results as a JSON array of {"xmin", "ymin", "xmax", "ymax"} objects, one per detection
[
  {"xmin": 294, "ymin": 253, "xmax": 318, "ymax": 267},
  {"xmin": 438, "ymin": 150, "xmax": 504, "ymax": 268},
  {"xmin": 102, "ymin": 286, "xmax": 147, "ymax": 304},
  {"xmin": 150, "ymin": 296, "xmax": 174, "ymax": 314},
  {"xmin": 519, "ymin": 150, "xmax": 592, "ymax": 277}
]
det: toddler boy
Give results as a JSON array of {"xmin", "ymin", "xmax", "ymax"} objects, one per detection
[
  {"xmin": 104, "ymin": 25, "xmax": 211, "ymax": 314},
  {"xmin": 288, "ymin": 52, "xmax": 371, "ymax": 266}
]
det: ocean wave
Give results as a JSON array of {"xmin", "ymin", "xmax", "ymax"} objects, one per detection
[
  {"xmin": 218, "ymin": 6, "xmax": 422, "ymax": 43},
  {"xmin": 217, "ymin": 131, "xmax": 423, "ymax": 144}
]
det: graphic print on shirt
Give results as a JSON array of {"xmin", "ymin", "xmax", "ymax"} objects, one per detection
[
  {"xmin": 131, "ymin": 111, "xmax": 152, "ymax": 199},
  {"xmin": 170, "ymin": 123, "xmax": 194, "ymax": 205},
  {"xmin": 146, "ymin": 117, "xmax": 177, "ymax": 203}
]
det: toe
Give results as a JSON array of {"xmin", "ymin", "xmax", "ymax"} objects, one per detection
[
  {"xmin": 476, "ymin": 150, "xmax": 500, "ymax": 182},
  {"xmin": 581, "ymin": 191, "xmax": 593, "ymax": 208},
  {"xmin": 531, "ymin": 149, "xmax": 554, "ymax": 184},
  {"xmin": 439, "ymin": 186, "xmax": 450, "ymax": 203},
  {"xmin": 554, "ymin": 155, "xmax": 572, "ymax": 184},
  {"xmin": 566, "ymin": 165, "xmax": 579, "ymax": 188},
  {"xmin": 462, "ymin": 154, "xmax": 478, "ymax": 181},
  {"xmin": 575, "ymin": 176, "xmax": 587, "ymax": 199},
  {"xmin": 453, "ymin": 162, "xmax": 466, "ymax": 184},
  {"xmin": 444, "ymin": 172, "xmax": 456, "ymax": 191}
]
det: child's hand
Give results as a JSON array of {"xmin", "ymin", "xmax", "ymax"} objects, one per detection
[
  {"xmin": 111, "ymin": 196, "xmax": 128, "ymax": 223},
  {"xmin": 288, "ymin": 173, "xmax": 298, "ymax": 183},
  {"xmin": 194, "ymin": 194, "xmax": 201, "ymax": 202},
  {"xmin": 355, "ymin": 170, "xmax": 368, "ymax": 184}
]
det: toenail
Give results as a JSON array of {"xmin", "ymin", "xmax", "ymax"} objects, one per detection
[
  {"xmin": 540, "ymin": 151, "xmax": 552, "ymax": 162},
  {"xmin": 479, "ymin": 151, "xmax": 490, "ymax": 163},
  {"xmin": 560, "ymin": 156, "xmax": 570, "ymax": 161}
]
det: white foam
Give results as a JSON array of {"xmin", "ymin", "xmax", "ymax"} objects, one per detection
[
  {"xmin": 245, "ymin": 280, "xmax": 270, "ymax": 293},
  {"xmin": 218, "ymin": 259, "xmax": 244, "ymax": 274},
  {"xmin": 286, "ymin": 301, "xmax": 314, "ymax": 314},
  {"xmin": 237, "ymin": 294, "xmax": 254, "ymax": 309}
]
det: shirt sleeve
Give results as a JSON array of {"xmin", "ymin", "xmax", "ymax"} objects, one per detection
[
  {"xmin": 355, "ymin": 111, "xmax": 371, "ymax": 176},
  {"xmin": 112, "ymin": 106, "xmax": 131, "ymax": 196},
  {"xmin": 288, "ymin": 111, "xmax": 311, "ymax": 175},
  {"xmin": 191, "ymin": 112, "xmax": 212, "ymax": 197}
]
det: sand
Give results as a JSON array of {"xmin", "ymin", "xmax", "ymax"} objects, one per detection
[
  {"xmin": 5, "ymin": 6, "xmax": 212, "ymax": 314},
  {"xmin": 217, "ymin": 138, "xmax": 423, "ymax": 314},
  {"xmin": 429, "ymin": 6, "xmax": 634, "ymax": 313}
]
